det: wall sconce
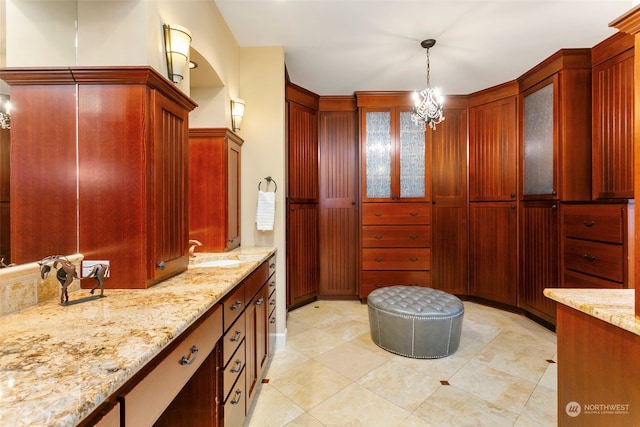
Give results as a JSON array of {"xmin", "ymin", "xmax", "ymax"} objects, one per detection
[
  {"xmin": 0, "ymin": 100, "xmax": 10, "ymax": 130},
  {"xmin": 163, "ymin": 24, "xmax": 192, "ymax": 84},
  {"xmin": 231, "ymin": 99, "xmax": 245, "ymax": 132}
]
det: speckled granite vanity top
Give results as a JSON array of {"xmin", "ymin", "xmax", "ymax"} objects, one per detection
[
  {"xmin": 544, "ymin": 288, "xmax": 640, "ymax": 335},
  {"xmin": 0, "ymin": 246, "xmax": 275, "ymax": 427}
]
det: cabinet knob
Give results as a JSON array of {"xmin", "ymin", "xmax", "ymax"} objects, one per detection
[
  {"xmin": 179, "ymin": 345, "xmax": 199, "ymax": 366},
  {"xmin": 230, "ymin": 300, "xmax": 242, "ymax": 311},
  {"xmin": 157, "ymin": 261, "xmax": 166, "ymax": 270},
  {"xmin": 583, "ymin": 220, "xmax": 595, "ymax": 227},
  {"xmin": 552, "ymin": 190, "xmax": 557, "ymax": 196},
  {"xmin": 510, "ymin": 193, "xmax": 516, "ymax": 198},
  {"xmin": 510, "ymin": 205, "xmax": 516, "ymax": 210},
  {"xmin": 270, "ymin": 317, "xmax": 276, "ymax": 324},
  {"xmin": 551, "ymin": 204, "xmax": 558, "ymax": 210},
  {"xmin": 256, "ymin": 297, "xmax": 265, "ymax": 306},
  {"xmin": 582, "ymin": 254, "xmax": 596, "ymax": 262}
]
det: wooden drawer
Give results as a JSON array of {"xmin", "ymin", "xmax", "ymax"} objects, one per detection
[
  {"xmin": 121, "ymin": 305, "xmax": 223, "ymax": 427},
  {"xmin": 564, "ymin": 238, "xmax": 624, "ymax": 283},
  {"xmin": 268, "ymin": 285, "xmax": 277, "ymax": 312},
  {"xmin": 360, "ymin": 271, "xmax": 431, "ymax": 297},
  {"xmin": 223, "ymin": 340, "xmax": 245, "ymax": 401},
  {"xmin": 223, "ymin": 284, "xmax": 245, "ymax": 332},
  {"xmin": 563, "ymin": 204, "xmax": 624, "ymax": 244},
  {"xmin": 222, "ymin": 311, "xmax": 246, "ymax": 367},
  {"xmin": 267, "ymin": 254, "xmax": 277, "ymax": 278},
  {"xmin": 362, "ymin": 203, "xmax": 431, "ymax": 225},
  {"xmin": 245, "ymin": 261, "xmax": 269, "ymax": 301},
  {"xmin": 362, "ymin": 225, "xmax": 431, "ymax": 247},
  {"xmin": 267, "ymin": 274, "xmax": 276, "ymax": 297},
  {"xmin": 564, "ymin": 269, "xmax": 625, "ymax": 289},
  {"xmin": 362, "ymin": 248, "xmax": 430, "ymax": 270},
  {"xmin": 223, "ymin": 369, "xmax": 246, "ymax": 427}
]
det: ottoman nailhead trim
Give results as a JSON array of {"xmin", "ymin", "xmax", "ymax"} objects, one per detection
[{"xmin": 367, "ymin": 286, "xmax": 464, "ymax": 359}]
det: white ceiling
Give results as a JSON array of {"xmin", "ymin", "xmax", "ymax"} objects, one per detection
[{"xmin": 215, "ymin": 0, "xmax": 634, "ymax": 96}]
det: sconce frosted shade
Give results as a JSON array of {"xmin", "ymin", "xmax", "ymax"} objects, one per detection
[
  {"xmin": 163, "ymin": 24, "xmax": 192, "ymax": 84},
  {"xmin": 231, "ymin": 99, "xmax": 245, "ymax": 131}
]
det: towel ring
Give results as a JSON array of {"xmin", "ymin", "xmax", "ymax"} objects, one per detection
[{"xmin": 258, "ymin": 176, "xmax": 277, "ymax": 193}]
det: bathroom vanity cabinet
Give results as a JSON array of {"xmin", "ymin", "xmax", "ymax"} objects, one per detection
[
  {"xmin": 189, "ymin": 128, "xmax": 243, "ymax": 253},
  {"xmin": 0, "ymin": 66, "xmax": 197, "ymax": 288}
]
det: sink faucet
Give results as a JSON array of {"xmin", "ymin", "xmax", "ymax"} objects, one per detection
[{"xmin": 188, "ymin": 240, "xmax": 203, "ymax": 257}]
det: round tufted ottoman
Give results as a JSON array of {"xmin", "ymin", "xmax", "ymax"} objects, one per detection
[{"xmin": 368, "ymin": 286, "xmax": 464, "ymax": 359}]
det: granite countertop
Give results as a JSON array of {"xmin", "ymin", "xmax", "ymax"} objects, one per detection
[
  {"xmin": 0, "ymin": 246, "xmax": 276, "ymax": 427},
  {"xmin": 544, "ymin": 288, "xmax": 640, "ymax": 335}
]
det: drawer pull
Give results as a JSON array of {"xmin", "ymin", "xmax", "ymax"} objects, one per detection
[
  {"xmin": 269, "ymin": 280, "xmax": 276, "ymax": 288},
  {"xmin": 231, "ymin": 359, "xmax": 242, "ymax": 373},
  {"xmin": 230, "ymin": 300, "xmax": 242, "ymax": 311},
  {"xmin": 374, "ymin": 282, "xmax": 384, "ymax": 288},
  {"xmin": 374, "ymin": 257, "xmax": 384, "ymax": 262},
  {"xmin": 270, "ymin": 263, "xmax": 276, "ymax": 268},
  {"xmin": 582, "ymin": 254, "xmax": 597, "ymax": 262},
  {"xmin": 409, "ymin": 257, "xmax": 419, "ymax": 262},
  {"xmin": 179, "ymin": 345, "xmax": 199, "ymax": 366},
  {"xmin": 409, "ymin": 283, "xmax": 419, "ymax": 286},
  {"xmin": 270, "ymin": 299, "xmax": 276, "ymax": 306},
  {"xmin": 256, "ymin": 297, "xmax": 265, "ymax": 306},
  {"xmin": 231, "ymin": 389, "xmax": 242, "ymax": 405},
  {"xmin": 409, "ymin": 212, "xmax": 419, "ymax": 217},
  {"xmin": 409, "ymin": 235, "xmax": 419, "ymax": 240},
  {"xmin": 374, "ymin": 235, "xmax": 384, "ymax": 239},
  {"xmin": 583, "ymin": 220, "xmax": 595, "ymax": 227},
  {"xmin": 230, "ymin": 330, "xmax": 242, "ymax": 343},
  {"xmin": 373, "ymin": 212, "xmax": 383, "ymax": 217},
  {"xmin": 270, "ymin": 317, "xmax": 276, "ymax": 324}
]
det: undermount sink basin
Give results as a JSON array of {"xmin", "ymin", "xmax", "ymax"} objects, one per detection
[{"xmin": 195, "ymin": 259, "xmax": 243, "ymax": 268}]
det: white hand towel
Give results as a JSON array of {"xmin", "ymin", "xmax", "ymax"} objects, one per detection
[{"xmin": 255, "ymin": 190, "xmax": 276, "ymax": 231}]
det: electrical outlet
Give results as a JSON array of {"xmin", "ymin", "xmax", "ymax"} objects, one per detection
[{"xmin": 82, "ymin": 260, "xmax": 110, "ymax": 278}]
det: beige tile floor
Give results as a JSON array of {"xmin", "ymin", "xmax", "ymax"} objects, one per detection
[{"xmin": 246, "ymin": 300, "xmax": 557, "ymax": 427}]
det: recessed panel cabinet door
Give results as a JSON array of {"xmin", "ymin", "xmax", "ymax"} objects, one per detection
[{"xmin": 469, "ymin": 202, "xmax": 518, "ymax": 305}]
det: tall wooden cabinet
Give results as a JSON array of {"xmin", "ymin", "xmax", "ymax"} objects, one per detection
[
  {"xmin": 1, "ymin": 67, "xmax": 197, "ymax": 288},
  {"xmin": 591, "ymin": 32, "xmax": 634, "ymax": 200},
  {"xmin": 356, "ymin": 92, "xmax": 430, "ymax": 300},
  {"xmin": 286, "ymin": 83, "xmax": 320, "ymax": 309},
  {"xmin": 518, "ymin": 49, "xmax": 592, "ymax": 324},
  {"xmin": 189, "ymin": 128, "xmax": 243, "ymax": 253},
  {"xmin": 318, "ymin": 97, "xmax": 358, "ymax": 299},
  {"xmin": 428, "ymin": 96, "xmax": 468, "ymax": 296},
  {"xmin": 468, "ymin": 83, "xmax": 519, "ymax": 306}
]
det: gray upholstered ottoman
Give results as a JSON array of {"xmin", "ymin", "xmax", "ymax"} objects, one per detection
[{"xmin": 368, "ymin": 286, "xmax": 464, "ymax": 359}]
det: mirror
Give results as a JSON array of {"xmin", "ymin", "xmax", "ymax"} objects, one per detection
[{"xmin": 0, "ymin": 0, "xmax": 79, "ymax": 265}]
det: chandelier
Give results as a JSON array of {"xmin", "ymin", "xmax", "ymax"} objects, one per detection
[
  {"xmin": 411, "ymin": 39, "xmax": 445, "ymax": 130},
  {"xmin": 0, "ymin": 100, "xmax": 10, "ymax": 130}
]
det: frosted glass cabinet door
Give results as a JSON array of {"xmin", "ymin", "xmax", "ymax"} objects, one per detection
[
  {"xmin": 523, "ymin": 82, "xmax": 554, "ymax": 196},
  {"xmin": 399, "ymin": 111, "xmax": 426, "ymax": 198},
  {"xmin": 365, "ymin": 111, "xmax": 392, "ymax": 199}
]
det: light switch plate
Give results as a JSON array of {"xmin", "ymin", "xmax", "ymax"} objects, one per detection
[{"xmin": 82, "ymin": 260, "xmax": 110, "ymax": 278}]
